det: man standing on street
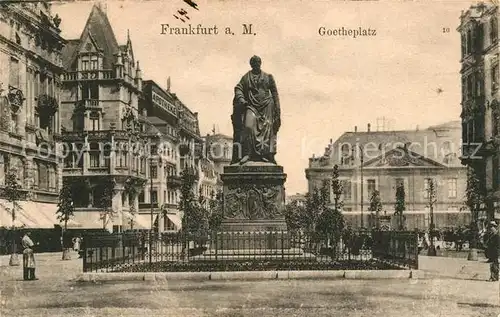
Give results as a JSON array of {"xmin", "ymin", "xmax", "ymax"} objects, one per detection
[
  {"xmin": 22, "ymin": 232, "xmax": 38, "ymax": 281},
  {"xmin": 485, "ymin": 221, "xmax": 499, "ymax": 281}
]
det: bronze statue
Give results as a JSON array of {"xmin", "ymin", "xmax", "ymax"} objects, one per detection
[{"xmin": 231, "ymin": 56, "xmax": 281, "ymax": 164}]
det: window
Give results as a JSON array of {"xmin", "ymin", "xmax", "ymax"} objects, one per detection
[
  {"xmin": 150, "ymin": 165, "xmax": 157, "ymax": 178},
  {"xmin": 492, "ymin": 64, "xmax": 499, "ymax": 91},
  {"xmin": 82, "ymin": 83, "xmax": 98, "ymax": 99},
  {"xmin": 467, "ymin": 75, "xmax": 473, "ymax": 98},
  {"xmin": 90, "ymin": 58, "xmax": 98, "ymax": 70},
  {"xmin": 9, "ymin": 58, "xmax": 19, "ymax": 88},
  {"xmin": 138, "ymin": 191, "xmax": 144, "ymax": 203},
  {"xmin": 150, "ymin": 144, "xmax": 157, "ymax": 156},
  {"xmin": 37, "ymin": 162, "xmax": 49, "ymax": 190},
  {"xmin": 467, "ymin": 29, "xmax": 472, "ymax": 54},
  {"xmin": 103, "ymin": 143, "xmax": 111, "ymax": 167},
  {"xmin": 448, "ymin": 178, "xmax": 458, "ymax": 198},
  {"xmin": 81, "ymin": 59, "xmax": 89, "ymax": 71},
  {"xmin": 491, "ymin": 17, "xmax": 498, "ymax": 43},
  {"xmin": 342, "ymin": 180, "xmax": 351, "ymax": 200},
  {"xmin": 367, "ymin": 179, "xmax": 376, "ymax": 196},
  {"xmin": 163, "ymin": 190, "xmax": 166, "ymax": 203},
  {"xmin": 89, "ymin": 143, "xmax": 100, "ymax": 167},
  {"xmin": 89, "ymin": 112, "xmax": 99, "ymax": 131},
  {"xmin": 150, "ymin": 190, "xmax": 158, "ymax": 203}
]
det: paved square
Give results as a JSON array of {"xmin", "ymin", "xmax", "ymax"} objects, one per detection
[{"xmin": 0, "ymin": 252, "xmax": 498, "ymax": 316}]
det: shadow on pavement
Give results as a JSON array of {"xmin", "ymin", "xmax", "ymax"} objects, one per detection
[{"xmin": 457, "ymin": 302, "xmax": 500, "ymax": 308}]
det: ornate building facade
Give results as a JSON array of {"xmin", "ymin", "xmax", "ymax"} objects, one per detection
[
  {"xmin": 139, "ymin": 80, "xmax": 183, "ymax": 232},
  {"xmin": 203, "ymin": 132, "xmax": 232, "ymax": 200},
  {"xmin": 306, "ymin": 121, "xmax": 469, "ymax": 229},
  {"xmin": 138, "ymin": 79, "xmax": 204, "ymax": 231},
  {"xmin": 0, "ymin": 2, "xmax": 66, "ymax": 228},
  {"xmin": 459, "ymin": 2, "xmax": 500, "ymax": 223},
  {"xmin": 60, "ymin": 4, "xmax": 149, "ymax": 231}
]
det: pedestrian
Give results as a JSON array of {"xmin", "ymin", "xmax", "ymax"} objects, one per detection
[
  {"xmin": 22, "ymin": 232, "xmax": 38, "ymax": 281},
  {"xmin": 485, "ymin": 221, "xmax": 499, "ymax": 282},
  {"xmin": 73, "ymin": 235, "xmax": 81, "ymax": 253}
]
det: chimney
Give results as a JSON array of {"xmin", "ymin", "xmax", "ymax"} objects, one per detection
[
  {"xmin": 354, "ymin": 126, "xmax": 357, "ymax": 132},
  {"xmin": 329, "ymin": 138, "xmax": 333, "ymax": 144},
  {"xmin": 367, "ymin": 123, "xmax": 371, "ymax": 132}
]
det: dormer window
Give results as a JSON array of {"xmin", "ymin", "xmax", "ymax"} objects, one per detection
[{"xmin": 81, "ymin": 59, "xmax": 89, "ymax": 71}]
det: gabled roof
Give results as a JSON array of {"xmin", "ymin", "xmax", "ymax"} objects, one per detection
[
  {"xmin": 362, "ymin": 147, "xmax": 446, "ymax": 168},
  {"xmin": 316, "ymin": 120, "xmax": 462, "ymax": 167},
  {"xmin": 61, "ymin": 39, "xmax": 80, "ymax": 70},
  {"xmin": 61, "ymin": 4, "xmax": 119, "ymax": 71}
]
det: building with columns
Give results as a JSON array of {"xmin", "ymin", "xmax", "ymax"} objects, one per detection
[
  {"xmin": 306, "ymin": 121, "xmax": 470, "ymax": 229},
  {"xmin": 59, "ymin": 4, "xmax": 149, "ymax": 231},
  {"xmin": 0, "ymin": 2, "xmax": 67, "ymax": 228},
  {"xmin": 459, "ymin": 2, "xmax": 500, "ymax": 224}
]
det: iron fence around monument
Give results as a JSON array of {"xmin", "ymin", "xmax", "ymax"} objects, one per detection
[{"xmin": 81, "ymin": 230, "xmax": 419, "ymax": 273}]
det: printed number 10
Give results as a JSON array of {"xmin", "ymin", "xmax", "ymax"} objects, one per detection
[{"xmin": 443, "ymin": 27, "xmax": 450, "ymax": 33}]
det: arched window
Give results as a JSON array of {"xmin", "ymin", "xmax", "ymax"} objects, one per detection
[
  {"xmin": 89, "ymin": 111, "xmax": 99, "ymax": 131},
  {"xmin": 491, "ymin": 17, "xmax": 498, "ymax": 43}
]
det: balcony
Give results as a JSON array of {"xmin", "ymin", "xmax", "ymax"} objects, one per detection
[
  {"xmin": 62, "ymin": 70, "xmax": 115, "ymax": 81},
  {"xmin": 167, "ymin": 175, "xmax": 183, "ymax": 188},
  {"xmin": 78, "ymin": 98, "xmax": 100, "ymax": 110},
  {"xmin": 139, "ymin": 202, "xmax": 159, "ymax": 209}
]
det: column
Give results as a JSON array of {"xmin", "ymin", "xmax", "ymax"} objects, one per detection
[{"xmin": 111, "ymin": 188, "xmax": 122, "ymax": 232}]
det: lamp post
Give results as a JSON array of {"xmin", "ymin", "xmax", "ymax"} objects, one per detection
[
  {"xmin": 149, "ymin": 156, "xmax": 154, "ymax": 264},
  {"xmin": 353, "ymin": 145, "xmax": 364, "ymax": 228}
]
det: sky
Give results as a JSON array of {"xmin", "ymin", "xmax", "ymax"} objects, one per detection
[{"xmin": 51, "ymin": 0, "xmax": 479, "ymax": 195}]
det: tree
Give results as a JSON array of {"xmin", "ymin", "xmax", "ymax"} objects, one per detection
[
  {"xmin": 56, "ymin": 180, "xmax": 74, "ymax": 260},
  {"xmin": 284, "ymin": 199, "xmax": 306, "ymax": 232},
  {"xmin": 208, "ymin": 190, "xmax": 224, "ymax": 231},
  {"xmin": 179, "ymin": 168, "xmax": 208, "ymax": 236},
  {"xmin": 464, "ymin": 166, "xmax": 485, "ymax": 261},
  {"xmin": 315, "ymin": 165, "xmax": 345, "ymax": 248},
  {"xmin": 99, "ymin": 178, "xmax": 117, "ymax": 230},
  {"xmin": 368, "ymin": 190, "xmax": 383, "ymax": 229},
  {"xmin": 5, "ymin": 168, "xmax": 22, "ymax": 266},
  {"xmin": 394, "ymin": 183, "xmax": 406, "ymax": 230},
  {"xmin": 331, "ymin": 164, "xmax": 343, "ymax": 212},
  {"xmin": 425, "ymin": 179, "xmax": 437, "ymax": 256}
]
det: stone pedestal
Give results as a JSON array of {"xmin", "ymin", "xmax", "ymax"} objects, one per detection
[{"xmin": 218, "ymin": 162, "xmax": 288, "ymax": 253}]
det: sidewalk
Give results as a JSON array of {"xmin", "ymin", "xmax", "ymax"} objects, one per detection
[{"xmin": 418, "ymin": 255, "xmax": 491, "ymax": 280}]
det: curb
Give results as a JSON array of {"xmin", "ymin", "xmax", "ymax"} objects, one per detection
[{"xmin": 75, "ymin": 269, "xmax": 425, "ymax": 282}]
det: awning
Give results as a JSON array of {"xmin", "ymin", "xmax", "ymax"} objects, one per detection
[
  {"xmin": 0, "ymin": 199, "xmax": 80, "ymax": 228},
  {"xmin": 135, "ymin": 214, "xmax": 154, "ymax": 229},
  {"xmin": 166, "ymin": 213, "xmax": 182, "ymax": 230}
]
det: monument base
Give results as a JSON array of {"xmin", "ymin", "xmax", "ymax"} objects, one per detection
[{"xmin": 219, "ymin": 162, "xmax": 288, "ymax": 253}]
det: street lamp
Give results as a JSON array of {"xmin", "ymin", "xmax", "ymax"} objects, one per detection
[
  {"xmin": 149, "ymin": 156, "xmax": 154, "ymax": 264},
  {"xmin": 352, "ymin": 145, "xmax": 364, "ymax": 228}
]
